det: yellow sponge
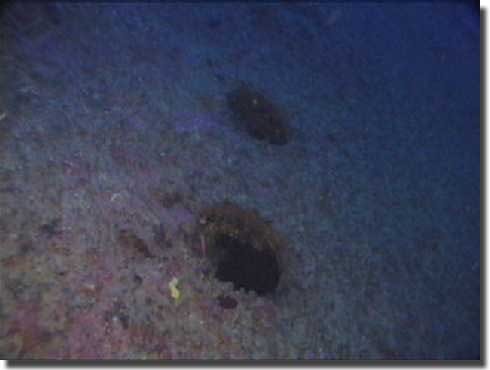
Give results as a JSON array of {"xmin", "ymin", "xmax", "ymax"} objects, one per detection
[{"xmin": 168, "ymin": 277, "xmax": 181, "ymax": 303}]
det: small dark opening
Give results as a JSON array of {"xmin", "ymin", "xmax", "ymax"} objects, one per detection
[{"xmin": 214, "ymin": 234, "xmax": 280, "ymax": 296}]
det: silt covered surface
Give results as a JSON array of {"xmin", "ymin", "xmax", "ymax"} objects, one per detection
[{"xmin": 0, "ymin": 2, "xmax": 480, "ymax": 360}]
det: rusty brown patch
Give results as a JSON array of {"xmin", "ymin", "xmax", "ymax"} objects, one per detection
[
  {"xmin": 199, "ymin": 201, "xmax": 286, "ymax": 254},
  {"xmin": 118, "ymin": 229, "xmax": 154, "ymax": 259}
]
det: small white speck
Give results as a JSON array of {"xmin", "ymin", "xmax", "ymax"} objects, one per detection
[{"xmin": 110, "ymin": 193, "xmax": 121, "ymax": 202}]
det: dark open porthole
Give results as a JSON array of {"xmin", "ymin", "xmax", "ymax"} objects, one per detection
[
  {"xmin": 214, "ymin": 233, "xmax": 280, "ymax": 296},
  {"xmin": 226, "ymin": 83, "xmax": 291, "ymax": 146},
  {"xmin": 199, "ymin": 202, "xmax": 286, "ymax": 296}
]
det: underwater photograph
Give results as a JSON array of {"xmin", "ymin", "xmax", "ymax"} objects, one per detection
[{"xmin": 0, "ymin": 1, "xmax": 480, "ymax": 361}]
